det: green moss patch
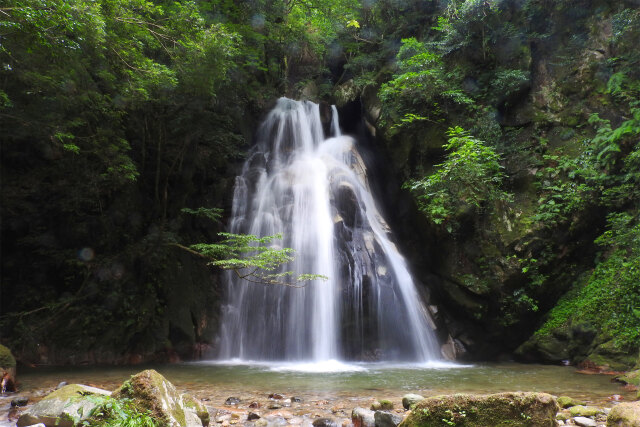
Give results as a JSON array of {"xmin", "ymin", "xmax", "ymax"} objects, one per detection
[
  {"xmin": 0, "ymin": 344, "xmax": 16, "ymax": 369},
  {"xmin": 399, "ymin": 392, "xmax": 558, "ymax": 427}
]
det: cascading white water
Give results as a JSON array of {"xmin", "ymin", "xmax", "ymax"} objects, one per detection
[{"xmin": 217, "ymin": 98, "xmax": 440, "ymax": 362}]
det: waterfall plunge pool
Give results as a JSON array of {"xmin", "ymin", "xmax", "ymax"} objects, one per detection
[{"xmin": 14, "ymin": 362, "xmax": 632, "ymax": 408}]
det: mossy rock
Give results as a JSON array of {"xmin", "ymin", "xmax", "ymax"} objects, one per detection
[
  {"xmin": 515, "ymin": 333, "xmax": 569, "ymax": 363},
  {"xmin": 616, "ymin": 369, "xmax": 640, "ymax": 387},
  {"xmin": 402, "ymin": 394, "xmax": 424, "ymax": 410},
  {"xmin": 0, "ymin": 343, "xmax": 17, "ymax": 392},
  {"xmin": 587, "ymin": 339, "xmax": 639, "ymax": 370},
  {"xmin": 0, "ymin": 344, "xmax": 16, "ymax": 368},
  {"xmin": 557, "ymin": 396, "xmax": 585, "ymax": 408},
  {"xmin": 399, "ymin": 392, "xmax": 558, "ymax": 427},
  {"xmin": 569, "ymin": 405, "xmax": 603, "ymax": 417},
  {"xmin": 16, "ymin": 384, "xmax": 111, "ymax": 427},
  {"xmin": 606, "ymin": 401, "xmax": 640, "ymax": 426},
  {"xmin": 371, "ymin": 400, "xmax": 394, "ymax": 411},
  {"xmin": 113, "ymin": 369, "xmax": 208, "ymax": 427}
]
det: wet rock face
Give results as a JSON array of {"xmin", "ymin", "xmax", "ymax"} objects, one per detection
[
  {"xmin": 399, "ymin": 392, "xmax": 558, "ymax": 427},
  {"xmin": 334, "ymin": 182, "xmax": 361, "ymax": 229},
  {"xmin": 113, "ymin": 369, "xmax": 209, "ymax": 427}
]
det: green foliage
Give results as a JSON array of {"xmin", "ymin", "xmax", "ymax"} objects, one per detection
[
  {"xmin": 188, "ymin": 233, "xmax": 327, "ymax": 287},
  {"xmin": 536, "ymin": 213, "xmax": 640, "ymax": 349},
  {"xmin": 532, "ymin": 151, "xmax": 594, "ymax": 228},
  {"xmin": 432, "ymin": 0, "xmax": 502, "ymax": 57},
  {"xmin": 380, "ymin": 38, "xmax": 473, "ymax": 131},
  {"xmin": 533, "ymin": 87, "xmax": 640, "ymax": 228},
  {"xmin": 0, "ymin": 0, "xmax": 252, "ymax": 361},
  {"xmin": 404, "ymin": 127, "xmax": 511, "ymax": 232},
  {"xmin": 0, "ymin": 344, "xmax": 16, "ymax": 368},
  {"xmin": 79, "ymin": 395, "xmax": 157, "ymax": 427},
  {"xmin": 486, "ymin": 68, "xmax": 531, "ymax": 105},
  {"xmin": 180, "ymin": 207, "xmax": 223, "ymax": 223}
]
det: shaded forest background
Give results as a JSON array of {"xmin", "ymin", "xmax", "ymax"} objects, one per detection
[{"xmin": 1, "ymin": 0, "xmax": 639, "ymax": 368}]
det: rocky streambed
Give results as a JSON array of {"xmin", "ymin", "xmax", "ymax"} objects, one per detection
[{"xmin": 1, "ymin": 366, "xmax": 639, "ymax": 427}]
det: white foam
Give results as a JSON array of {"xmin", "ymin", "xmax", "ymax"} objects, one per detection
[
  {"xmin": 189, "ymin": 359, "xmax": 472, "ymax": 372},
  {"xmin": 268, "ymin": 360, "xmax": 368, "ymax": 373},
  {"xmin": 364, "ymin": 360, "xmax": 473, "ymax": 370}
]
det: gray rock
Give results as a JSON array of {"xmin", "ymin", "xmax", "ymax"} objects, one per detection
[
  {"xmin": 401, "ymin": 394, "xmax": 424, "ymax": 410},
  {"xmin": 55, "ymin": 382, "xmax": 67, "ymax": 390},
  {"xmin": 225, "ymin": 396, "xmax": 241, "ymax": 405},
  {"xmin": 574, "ymin": 416, "xmax": 597, "ymax": 427},
  {"xmin": 264, "ymin": 416, "xmax": 286, "ymax": 426},
  {"xmin": 313, "ymin": 418, "xmax": 338, "ymax": 427},
  {"xmin": 215, "ymin": 414, "xmax": 231, "ymax": 423},
  {"xmin": 248, "ymin": 412, "xmax": 261, "ymax": 421},
  {"xmin": 373, "ymin": 411, "xmax": 403, "ymax": 427},
  {"xmin": 11, "ymin": 397, "xmax": 29, "ymax": 407},
  {"xmin": 16, "ymin": 384, "xmax": 111, "ymax": 427},
  {"xmin": 352, "ymin": 407, "xmax": 375, "ymax": 427}
]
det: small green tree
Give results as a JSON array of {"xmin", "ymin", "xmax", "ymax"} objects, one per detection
[
  {"xmin": 184, "ymin": 233, "xmax": 327, "ymax": 287},
  {"xmin": 404, "ymin": 126, "xmax": 511, "ymax": 232},
  {"xmin": 177, "ymin": 208, "xmax": 326, "ymax": 287}
]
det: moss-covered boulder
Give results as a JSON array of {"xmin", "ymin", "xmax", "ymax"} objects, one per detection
[
  {"xmin": 0, "ymin": 343, "xmax": 17, "ymax": 392},
  {"xmin": 556, "ymin": 396, "xmax": 585, "ymax": 408},
  {"xmin": 113, "ymin": 369, "xmax": 209, "ymax": 427},
  {"xmin": 607, "ymin": 401, "xmax": 640, "ymax": 426},
  {"xmin": 569, "ymin": 405, "xmax": 604, "ymax": 417},
  {"xmin": 616, "ymin": 369, "xmax": 640, "ymax": 388},
  {"xmin": 371, "ymin": 400, "xmax": 394, "ymax": 411},
  {"xmin": 16, "ymin": 384, "xmax": 111, "ymax": 427},
  {"xmin": 0, "ymin": 343, "xmax": 16, "ymax": 368},
  {"xmin": 399, "ymin": 392, "xmax": 558, "ymax": 427}
]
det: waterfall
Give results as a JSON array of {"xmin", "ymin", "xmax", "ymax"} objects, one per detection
[{"xmin": 217, "ymin": 98, "xmax": 440, "ymax": 362}]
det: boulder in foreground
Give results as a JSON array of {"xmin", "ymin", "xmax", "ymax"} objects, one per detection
[
  {"xmin": 399, "ymin": 392, "xmax": 558, "ymax": 427},
  {"xmin": 607, "ymin": 401, "xmax": 640, "ymax": 427},
  {"xmin": 113, "ymin": 369, "xmax": 209, "ymax": 426},
  {"xmin": 16, "ymin": 384, "xmax": 111, "ymax": 427}
]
